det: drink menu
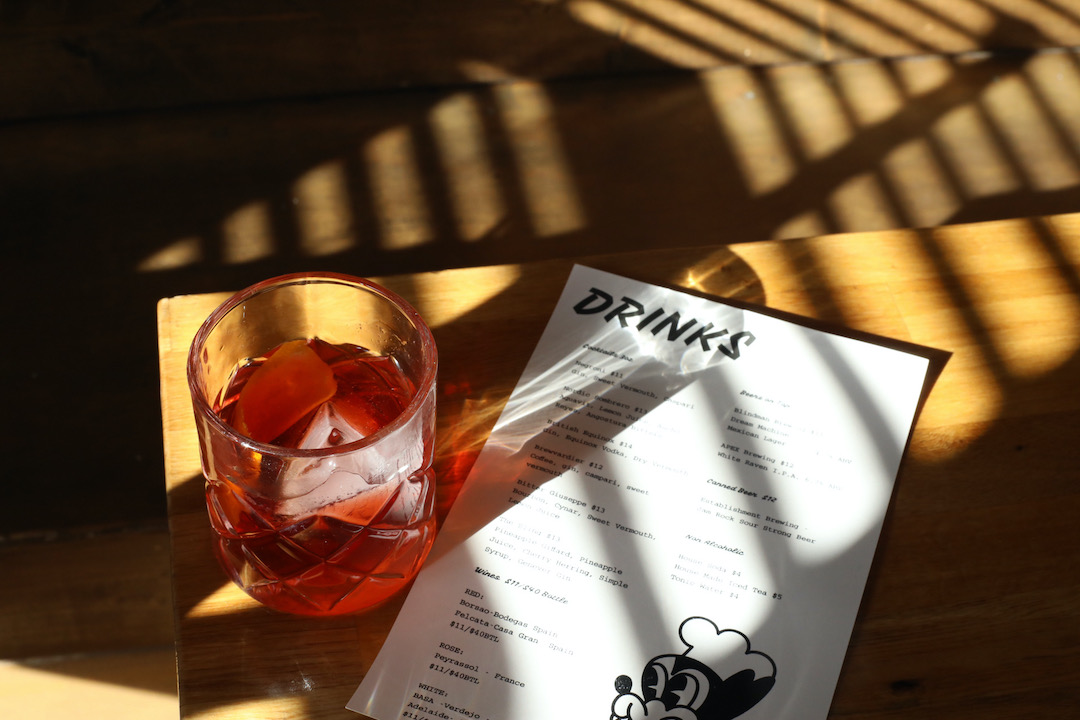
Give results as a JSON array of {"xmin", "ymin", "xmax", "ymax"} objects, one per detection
[{"xmin": 348, "ymin": 265, "xmax": 932, "ymax": 720}]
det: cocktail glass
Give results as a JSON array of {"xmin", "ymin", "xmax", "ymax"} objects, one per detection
[{"xmin": 187, "ymin": 272, "xmax": 438, "ymax": 616}]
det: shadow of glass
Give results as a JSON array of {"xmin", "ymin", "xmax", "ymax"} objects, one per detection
[{"xmin": 158, "ymin": 248, "xmax": 761, "ymax": 719}]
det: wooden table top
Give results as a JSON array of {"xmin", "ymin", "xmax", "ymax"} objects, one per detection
[{"xmin": 158, "ymin": 212, "xmax": 1080, "ymax": 719}]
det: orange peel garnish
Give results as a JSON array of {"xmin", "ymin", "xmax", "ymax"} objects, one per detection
[{"xmin": 233, "ymin": 339, "xmax": 337, "ymax": 443}]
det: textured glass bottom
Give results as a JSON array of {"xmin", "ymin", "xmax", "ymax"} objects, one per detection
[{"xmin": 208, "ymin": 470, "xmax": 436, "ymax": 616}]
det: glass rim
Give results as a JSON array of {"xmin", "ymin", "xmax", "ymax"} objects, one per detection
[{"xmin": 186, "ymin": 271, "xmax": 438, "ymax": 458}]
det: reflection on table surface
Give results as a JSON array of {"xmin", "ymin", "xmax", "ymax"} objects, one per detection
[{"xmin": 160, "ymin": 214, "xmax": 1080, "ymax": 718}]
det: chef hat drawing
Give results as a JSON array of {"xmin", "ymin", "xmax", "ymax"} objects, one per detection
[
  {"xmin": 610, "ymin": 616, "xmax": 776, "ymax": 720},
  {"xmin": 678, "ymin": 617, "xmax": 776, "ymax": 683}
]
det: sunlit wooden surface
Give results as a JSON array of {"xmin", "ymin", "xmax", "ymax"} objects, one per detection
[
  {"xmin": 159, "ymin": 212, "xmax": 1080, "ymax": 718},
  {"xmin": 8, "ymin": 2, "xmax": 1080, "ymax": 719},
  {"xmin": 0, "ymin": 649, "xmax": 179, "ymax": 720}
]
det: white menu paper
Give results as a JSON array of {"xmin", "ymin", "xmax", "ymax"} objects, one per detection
[{"xmin": 348, "ymin": 265, "xmax": 932, "ymax": 720}]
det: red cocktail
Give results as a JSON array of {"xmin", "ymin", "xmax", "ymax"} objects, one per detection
[{"xmin": 188, "ymin": 274, "xmax": 438, "ymax": 616}]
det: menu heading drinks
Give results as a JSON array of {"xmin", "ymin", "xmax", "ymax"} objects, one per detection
[
  {"xmin": 571, "ymin": 284, "xmax": 757, "ymax": 359},
  {"xmin": 348, "ymin": 265, "xmax": 933, "ymax": 720}
]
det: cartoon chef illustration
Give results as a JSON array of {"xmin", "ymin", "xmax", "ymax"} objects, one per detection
[{"xmin": 610, "ymin": 616, "xmax": 776, "ymax": 720}]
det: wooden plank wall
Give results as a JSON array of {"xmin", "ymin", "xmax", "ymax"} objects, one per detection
[{"xmin": 4, "ymin": 0, "xmax": 1080, "ymax": 120}]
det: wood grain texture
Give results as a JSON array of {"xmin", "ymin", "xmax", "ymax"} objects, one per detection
[
  {"xmin": 159, "ymin": 213, "xmax": 1080, "ymax": 718},
  {"xmin": 5, "ymin": 0, "xmax": 1080, "ymax": 120},
  {"xmin": 0, "ymin": 528, "xmax": 174, "ymax": 659}
]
